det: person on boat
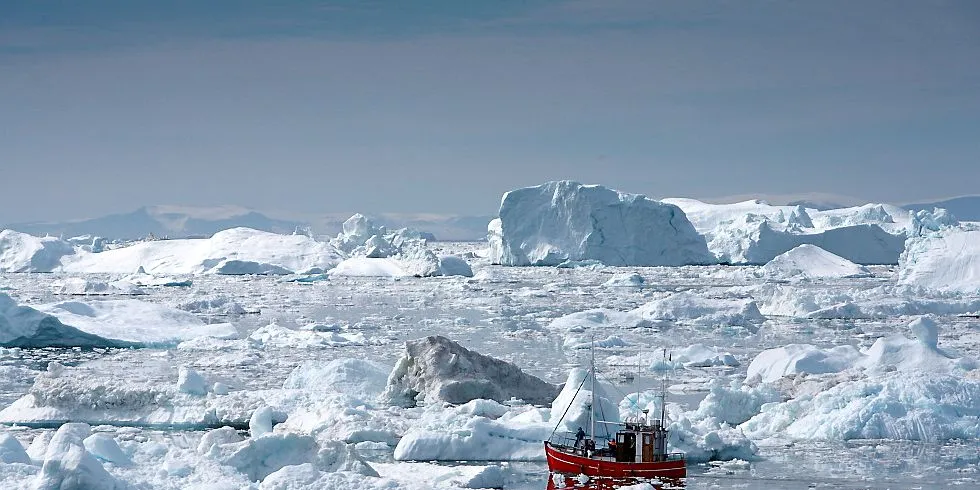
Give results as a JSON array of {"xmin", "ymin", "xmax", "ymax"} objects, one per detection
[{"xmin": 575, "ymin": 427, "xmax": 586, "ymax": 448}]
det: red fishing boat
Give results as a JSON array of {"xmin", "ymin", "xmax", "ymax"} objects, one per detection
[{"xmin": 545, "ymin": 348, "xmax": 686, "ymax": 482}]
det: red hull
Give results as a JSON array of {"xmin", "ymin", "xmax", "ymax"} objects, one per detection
[{"xmin": 545, "ymin": 442, "xmax": 686, "ymax": 479}]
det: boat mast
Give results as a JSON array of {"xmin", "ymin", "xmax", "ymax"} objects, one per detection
[
  {"xmin": 589, "ymin": 335, "xmax": 596, "ymax": 442},
  {"xmin": 660, "ymin": 348, "xmax": 669, "ymax": 427}
]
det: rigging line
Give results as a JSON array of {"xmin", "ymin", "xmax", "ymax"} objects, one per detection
[
  {"xmin": 595, "ymin": 370, "xmax": 645, "ymax": 414},
  {"xmin": 549, "ymin": 369, "xmax": 592, "ymax": 438}
]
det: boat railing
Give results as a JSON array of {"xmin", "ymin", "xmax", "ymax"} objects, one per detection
[
  {"xmin": 547, "ymin": 431, "xmax": 614, "ymax": 450},
  {"xmin": 547, "ymin": 431, "xmax": 578, "ymax": 449}
]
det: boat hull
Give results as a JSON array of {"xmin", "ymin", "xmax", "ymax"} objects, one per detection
[{"xmin": 544, "ymin": 442, "xmax": 686, "ymax": 479}]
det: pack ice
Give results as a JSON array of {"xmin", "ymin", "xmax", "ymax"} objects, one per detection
[{"xmin": 488, "ymin": 181, "xmax": 714, "ymax": 266}]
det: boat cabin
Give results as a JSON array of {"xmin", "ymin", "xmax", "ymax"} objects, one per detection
[{"xmin": 612, "ymin": 416, "xmax": 670, "ymax": 463}]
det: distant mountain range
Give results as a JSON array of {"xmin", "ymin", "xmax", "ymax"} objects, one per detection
[
  {"xmin": 3, "ymin": 205, "xmax": 493, "ymax": 242},
  {"xmin": 6, "ymin": 194, "xmax": 977, "ymax": 243}
]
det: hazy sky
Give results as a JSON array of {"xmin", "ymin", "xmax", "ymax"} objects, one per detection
[{"xmin": 2, "ymin": 1, "xmax": 979, "ymax": 222}]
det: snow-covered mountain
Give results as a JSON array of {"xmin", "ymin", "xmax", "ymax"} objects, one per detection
[
  {"xmin": 4, "ymin": 206, "xmax": 494, "ymax": 242},
  {"xmin": 5, "ymin": 206, "xmax": 305, "ymax": 241}
]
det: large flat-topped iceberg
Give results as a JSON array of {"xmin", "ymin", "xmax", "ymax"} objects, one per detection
[
  {"xmin": 60, "ymin": 227, "xmax": 343, "ymax": 275},
  {"xmin": 899, "ymin": 229, "xmax": 980, "ymax": 294},
  {"xmin": 489, "ymin": 181, "xmax": 714, "ymax": 266},
  {"xmin": 662, "ymin": 198, "xmax": 908, "ymax": 264},
  {"xmin": 0, "ymin": 230, "xmax": 75, "ymax": 273}
]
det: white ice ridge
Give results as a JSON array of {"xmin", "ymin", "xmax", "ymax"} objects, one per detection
[
  {"xmin": 60, "ymin": 227, "xmax": 344, "ymax": 275},
  {"xmin": 488, "ymin": 181, "xmax": 714, "ymax": 266}
]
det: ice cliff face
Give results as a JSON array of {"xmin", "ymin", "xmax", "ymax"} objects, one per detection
[
  {"xmin": 382, "ymin": 336, "xmax": 559, "ymax": 407},
  {"xmin": 488, "ymin": 181, "xmax": 714, "ymax": 266},
  {"xmin": 899, "ymin": 228, "xmax": 980, "ymax": 294}
]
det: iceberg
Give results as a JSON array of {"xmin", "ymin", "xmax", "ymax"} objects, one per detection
[
  {"xmin": 488, "ymin": 181, "xmax": 714, "ymax": 266},
  {"xmin": 0, "ymin": 230, "xmax": 75, "ymax": 273},
  {"xmin": 60, "ymin": 227, "xmax": 343, "ymax": 275},
  {"xmin": 663, "ymin": 199, "xmax": 908, "ymax": 264},
  {"xmin": 382, "ymin": 336, "xmax": 559, "ymax": 407},
  {"xmin": 898, "ymin": 228, "xmax": 980, "ymax": 294},
  {"xmin": 760, "ymin": 244, "xmax": 870, "ymax": 280}
]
